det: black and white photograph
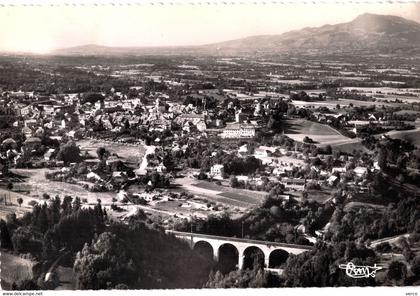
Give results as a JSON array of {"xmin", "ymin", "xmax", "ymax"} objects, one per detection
[{"xmin": 0, "ymin": 0, "xmax": 420, "ymax": 293}]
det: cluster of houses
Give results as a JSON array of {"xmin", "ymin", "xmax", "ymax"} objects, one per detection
[
  {"xmin": 0, "ymin": 83, "xmax": 384, "ymax": 211},
  {"xmin": 208, "ymin": 142, "xmax": 376, "ymax": 193}
]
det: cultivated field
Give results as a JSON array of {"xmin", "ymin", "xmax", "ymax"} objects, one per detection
[
  {"xmin": 193, "ymin": 181, "xmax": 267, "ymax": 205},
  {"xmin": 284, "ymin": 119, "xmax": 369, "ymax": 153},
  {"xmin": 284, "ymin": 119, "xmax": 348, "ymax": 144},
  {"xmin": 291, "ymin": 98, "xmax": 397, "ymax": 109},
  {"xmin": 173, "ymin": 177, "xmax": 266, "ymax": 211}
]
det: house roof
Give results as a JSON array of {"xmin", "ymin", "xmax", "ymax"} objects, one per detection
[
  {"xmin": 2, "ymin": 138, "xmax": 16, "ymax": 145},
  {"xmin": 24, "ymin": 137, "xmax": 41, "ymax": 144}
]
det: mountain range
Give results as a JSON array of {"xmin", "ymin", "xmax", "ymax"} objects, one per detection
[{"xmin": 52, "ymin": 13, "xmax": 420, "ymax": 56}]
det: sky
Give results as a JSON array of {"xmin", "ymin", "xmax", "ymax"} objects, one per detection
[{"xmin": 0, "ymin": 1, "xmax": 419, "ymax": 53}]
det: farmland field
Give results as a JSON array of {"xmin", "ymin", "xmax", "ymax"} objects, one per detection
[
  {"xmin": 217, "ymin": 191, "xmax": 265, "ymax": 205},
  {"xmin": 284, "ymin": 119, "xmax": 369, "ymax": 153},
  {"xmin": 284, "ymin": 119, "xmax": 348, "ymax": 144},
  {"xmin": 291, "ymin": 98, "xmax": 397, "ymax": 109},
  {"xmin": 193, "ymin": 181, "xmax": 267, "ymax": 205},
  {"xmin": 174, "ymin": 178, "xmax": 266, "ymax": 208}
]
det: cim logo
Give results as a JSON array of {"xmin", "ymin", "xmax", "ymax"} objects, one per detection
[{"xmin": 339, "ymin": 262, "xmax": 383, "ymax": 279}]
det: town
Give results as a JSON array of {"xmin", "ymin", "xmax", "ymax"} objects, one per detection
[{"xmin": 1, "ymin": 17, "xmax": 420, "ymax": 290}]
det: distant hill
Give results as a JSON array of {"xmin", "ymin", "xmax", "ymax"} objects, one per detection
[
  {"xmin": 204, "ymin": 13, "xmax": 420, "ymax": 55},
  {"xmin": 51, "ymin": 13, "xmax": 420, "ymax": 56},
  {"xmin": 52, "ymin": 44, "xmax": 197, "ymax": 56}
]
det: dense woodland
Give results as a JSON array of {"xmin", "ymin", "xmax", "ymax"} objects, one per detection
[{"xmin": 0, "ymin": 196, "xmax": 214, "ymax": 289}]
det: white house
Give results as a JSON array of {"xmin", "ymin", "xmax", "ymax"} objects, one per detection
[
  {"xmin": 43, "ymin": 148, "xmax": 55, "ymax": 161},
  {"xmin": 327, "ymin": 175, "xmax": 339, "ymax": 186},
  {"xmin": 238, "ymin": 144, "xmax": 248, "ymax": 155},
  {"xmin": 332, "ymin": 167, "xmax": 347, "ymax": 174},
  {"xmin": 156, "ymin": 163, "xmax": 167, "ymax": 173},
  {"xmin": 87, "ymin": 171, "xmax": 103, "ymax": 181},
  {"xmin": 353, "ymin": 166, "xmax": 367, "ymax": 177},
  {"xmin": 210, "ymin": 164, "xmax": 224, "ymax": 177}
]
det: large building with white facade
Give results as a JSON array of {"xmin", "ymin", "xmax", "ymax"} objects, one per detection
[{"xmin": 220, "ymin": 123, "xmax": 256, "ymax": 139}]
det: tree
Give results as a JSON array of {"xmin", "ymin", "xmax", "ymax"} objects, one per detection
[
  {"xmin": 17, "ymin": 197, "xmax": 23, "ymax": 207},
  {"xmin": 49, "ymin": 208, "xmax": 105, "ymax": 252},
  {"xmin": 73, "ymin": 197, "xmax": 82, "ymax": 212},
  {"xmin": 74, "ymin": 232, "xmax": 139, "ymax": 289},
  {"xmin": 303, "ymin": 136, "xmax": 313, "ymax": 144},
  {"xmin": 11, "ymin": 226, "xmax": 43, "ymax": 255},
  {"xmin": 230, "ymin": 176, "xmax": 239, "ymax": 188},
  {"xmin": 324, "ymin": 145, "xmax": 332, "ymax": 155},
  {"xmin": 7, "ymin": 182, "xmax": 13, "ymax": 205},
  {"xmin": 56, "ymin": 141, "xmax": 82, "ymax": 164},
  {"xmin": 386, "ymin": 261, "xmax": 407, "ymax": 285},
  {"xmin": 0, "ymin": 219, "xmax": 13, "ymax": 250},
  {"xmin": 410, "ymin": 255, "xmax": 420, "ymax": 278},
  {"xmin": 378, "ymin": 147, "xmax": 388, "ymax": 171},
  {"xmin": 96, "ymin": 147, "xmax": 110, "ymax": 160},
  {"xmin": 62, "ymin": 196, "xmax": 73, "ymax": 216}
]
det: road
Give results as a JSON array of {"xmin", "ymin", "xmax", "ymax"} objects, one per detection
[{"xmin": 370, "ymin": 233, "xmax": 410, "ymax": 248}]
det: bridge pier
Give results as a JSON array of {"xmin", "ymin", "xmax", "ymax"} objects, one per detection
[
  {"xmin": 213, "ymin": 246, "xmax": 219, "ymax": 262},
  {"xmin": 264, "ymin": 257, "xmax": 270, "ymax": 268},
  {"xmin": 168, "ymin": 230, "xmax": 311, "ymax": 272},
  {"xmin": 238, "ymin": 254, "xmax": 245, "ymax": 270}
]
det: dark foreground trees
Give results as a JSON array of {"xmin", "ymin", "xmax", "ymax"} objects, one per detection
[
  {"xmin": 283, "ymin": 241, "xmax": 377, "ymax": 287},
  {"xmin": 4, "ymin": 193, "xmax": 215, "ymax": 290},
  {"xmin": 74, "ymin": 223, "xmax": 214, "ymax": 289},
  {"xmin": 205, "ymin": 268, "xmax": 282, "ymax": 288}
]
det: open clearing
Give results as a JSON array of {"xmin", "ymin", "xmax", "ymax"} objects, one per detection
[
  {"xmin": 174, "ymin": 177, "xmax": 266, "ymax": 210},
  {"xmin": 0, "ymin": 252, "xmax": 36, "ymax": 289},
  {"xmin": 77, "ymin": 138, "xmax": 146, "ymax": 167},
  {"xmin": 11, "ymin": 168, "xmax": 115, "ymax": 203}
]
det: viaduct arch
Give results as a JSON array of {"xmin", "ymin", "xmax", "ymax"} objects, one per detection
[{"xmin": 167, "ymin": 230, "xmax": 312, "ymax": 272}]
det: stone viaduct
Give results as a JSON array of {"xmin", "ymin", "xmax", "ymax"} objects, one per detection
[{"xmin": 167, "ymin": 230, "xmax": 312, "ymax": 271}]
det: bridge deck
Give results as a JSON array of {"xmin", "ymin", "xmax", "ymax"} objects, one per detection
[{"xmin": 167, "ymin": 230, "xmax": 313, "ymax": 250}]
